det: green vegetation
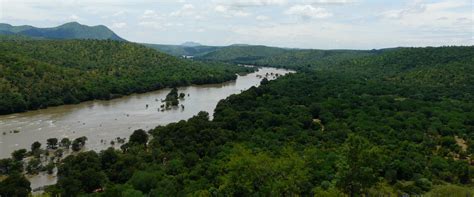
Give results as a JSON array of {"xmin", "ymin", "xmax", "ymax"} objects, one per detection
[
  {"xmin": 12, "ymin": 46, "xmax": 468, "ymax": 196},
  {"xmin": 0, "ymin": 39, "xmax": 254, "ymax": 114},
  {"xmin": 143, "ymin": 43, "xmax": 220, "ymax": 57},
  {"xmin": 252, "ymin": 49, "xmax": 376, "ymax": 70},
  {"xmin": 0, "ymin": 22, "xmax": 125, "ymax": 41},
  {"xmin": 0, "ymin": 173, "xmax": 31, "ymax": 196},
  {"xmin": 164, "ymin": 87, "xmax": 180, "ymax": 107},
  {"xmin": 195, "ymin": 45, "xmax": 376, "ymax": 71},
  {"xmin": 197, "ymin": 45, "xmax": 289, "ymax": 63},
  {"xmin": 0, "ymin": 135, "xmax": 94, "ymax": 196},
  {"xmin": 0, "ymin": 35, "xmax": 472, "ymax": 196}
]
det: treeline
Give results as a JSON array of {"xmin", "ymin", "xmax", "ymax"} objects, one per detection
[
  {"xmin": 196, "ymin": 45, "xmax": 376, "ymax": 71},
  {"xmin": 0, "ymin": 39, "xmax": 254, "ymax": 114},
  {"xmin": 15, "ymin": 46, "xmax": 470, "ymax": 196},
  {"xmin": 252, "ymin": 49, "xmax": 376, "ymax": 70},
  {"xmin": 196, "ymin": 45, "xmax": 289, "ymax": 63},
  {"xmin": 143, "ymin": 43, "xmax": 220, "ymax": 57}
]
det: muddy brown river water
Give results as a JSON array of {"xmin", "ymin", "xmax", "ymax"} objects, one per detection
[{"xmin": 0, "ymin": 67, "xmax": 293, "ymax": 190}]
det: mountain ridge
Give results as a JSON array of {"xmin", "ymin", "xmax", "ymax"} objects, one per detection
[{"xmin": 0, "ymin": 22, "xmax": 125, "ymax": 41}]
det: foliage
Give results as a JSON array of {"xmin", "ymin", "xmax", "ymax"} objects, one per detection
[
  {"xmin": 46, "ymin": 138, "xmax": 58, "ymax": 149},
  {"xmin": 31, "ymin": 141, "xmax": 42, "ymax": 152},
  {"xmin": 197, "ymin": 45, "xmax": 288, "ymax": 63},
  {"xmin": 71, "ymin": 136, "xmax": 88, "ymax": 152},
  {"xmin": 424, "ymin": 184, "xmax": 474, "ymax": 197},
  {"xmin": 164, "ymin": 87, "xmax": 180, "ymax": 106},
  {"xmin": 0, "ymin": 173, "xmax": 31, "ymax": 197},
  {"xmin": 143, "ymin": 43, "xmax": 220, "ymax": 57},
  {"xmin": 5, "ymin": 46, "xmax": 474, "ymax": 196},
  {"xmin": 0, "ymin": 39, "xmax": 254, "ymax": 114},
  {"xmin": 129, "ymin": 129, "xmax": 148, "ymax": 146},
  {"xmin": 11, "ymin": 149, "xmax": 27, "ymax": 161},
  {"xmin": 335, "ymin": 134, "xmax": 383, "ymax": 195},
  {"xmin": 55, "ymin": 151, "xmax": 107, "ymax": 195},
  {"xmin": 0, "ymin": 22, "xmax": 125, "ymax": 41},
  {"xmin": 196, "ymin": 45, "xmax": 374, "ymax": 71},
  {"xmin": 60, "ymin": 138, "xmax": 71, "ymax": 149}
]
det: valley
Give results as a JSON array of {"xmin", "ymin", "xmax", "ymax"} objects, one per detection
[{"xmin": 0, "ymin": 20, "xmax": 472, "ymax": 196}]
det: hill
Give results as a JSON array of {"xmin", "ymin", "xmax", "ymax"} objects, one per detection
[
  {"xmin": 252, "ymin": 49, "xmax": 376, "ymax": 70},
  {"xmin": 0, "ymin": 22, "xmax": 125, "ymax": 41},
  {"xmin": 143, "ymin": 43, "xmax": 221, "ymax": 57},
  {"xmin": 181, "ymin": 41, "xmax": 202, "ymax": 47},
  {"xmin": 0, "ymin": 39, "xmax": 254, "ymax": 114},
  {"xmin": 194, "ymin": 45, "xmax": 375, "ymax": 71},
  {"xmin": 196, "ymin": 45, "xmax": 289, "ymax": 63}
]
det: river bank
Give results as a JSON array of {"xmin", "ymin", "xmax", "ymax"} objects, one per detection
[{"xmin": 0, "ymin": 66, "xmax": 293, "ymax": 161}]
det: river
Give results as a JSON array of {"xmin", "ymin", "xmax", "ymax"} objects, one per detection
[
  {"xmin": 0, "ymin": 67, "xmax": 293, "ymax": 189},
  {"xmin": 0, "ymin": 67, "xmax": 293, "ymax": 158}
]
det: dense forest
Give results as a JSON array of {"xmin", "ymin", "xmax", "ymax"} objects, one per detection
[
  {"xmin": 0, "ymin": 22, "xmax": 125, "ymax": 41},
  {"xmin": 252, "ymin": 49, "xmax": 377, "ymax": 70},
  {"xmin": 196, "ymin": 45, "xmax": 289, "ymax": 64},
  {"xmin": 0, "ymin": 39, "xmax": 254, "ymax": 114},
  {"xmin": 195, "ymin": 45, "xmax": 379, "ymax": 71},
  {"xmin": 2, "ymin": 46, "xmax": 472, "ymax": 196},
  {"xmin": 143, "ymin": 43, "xmax": 220, "ymax": 57}
]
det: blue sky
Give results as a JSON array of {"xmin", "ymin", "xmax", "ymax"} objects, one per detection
[{"xmin": 0, "ymin": 0, "xmax": 472, "ymax": 49}]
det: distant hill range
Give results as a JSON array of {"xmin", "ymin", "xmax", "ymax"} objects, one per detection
[
  {"xmin": 143, "ymin": 42, "xmax": 286, "ymax": 59},
  {"xmin": 143, "ymin": 43, "xmax": 221, "ymax": 57},
  {"xmin": 181, "ymin": 41, "xmax": 202, "ymax": 47},
  {"xmin": 0, "ymin": 22, "xmax": 375, "ymax": 70},
  {"xmin": 0, "ymin": 22, "xmax": 125, "ymax": 41}
]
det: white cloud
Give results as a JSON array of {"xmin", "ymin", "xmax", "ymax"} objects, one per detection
[
  {"xmin": 112, "ymin": 11, "xmax": 126, "ymax": 17},
  {"xmin": 380, "ymin": 0, "xmax": 471, "ymax": 27},
  {"xmin": 285, "ymin": 5, "xmax": 332, "ymax": 19},
  {"xmin": 256, "ymin": 15, "xmax": 270, "ymax": 20},
  {"xmin": 69, "ymin": 14, "xmax": 80, "ymax": 21},
  {"xmin": 233, "ymin": 10, "xmax": 251, "ymax": 17},
  {"xmin": 170, "ymin": 4, "xmax": 195, "ymax": 17},
  {"xmin": 216, "ymin": 0, "xmax": 287, "ymax": 8},
  {"xmin": 380, "ymin": 2, "xmax": 426, "ymax": 19},
  {"xmin": 213, "ymin": 0, "xmax": 284, "ymax": 18},
  {"xmin": 306, "ymin": 0, "xmax": 356, "ymax": 5},
  {"xmin": 141, "ymin": 10, "xmax": 162, "ymax": 20},
  {"xmin": 214, "ymin": 5, "xmax": 251, "ymax": 17},
  {"xmin": 138, "ymin": 21, "xmax": 163, "ymax": 29},
  {"xmin": 214, "ymin": 5, "xmax": 228, "ymax": 12},
  {"xmin": 194, "ymin": 15, "xmax": 204, "ymax": 20},
  {"xmin": 112, "ymin": 22, "xmax": 126, "ymax": 28}
]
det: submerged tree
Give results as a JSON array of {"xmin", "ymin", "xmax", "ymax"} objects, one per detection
[
  {"xmin": 60, "ymin": 138, "xmax": 72, "ymax": 149},
  {"xmin": 31, "ymin": 141, "xmax": 41, "ymax": 153},
  {"xmin": 71, "ymin": 136, "xmax": 88, "ymax": 152},
  {"xmin": 164, "ymin": 87, "xmax": 180, "ymax": 107},
  {"xmin": 47, "ymin": 138, "xmax": 59, "ymax": 149}
]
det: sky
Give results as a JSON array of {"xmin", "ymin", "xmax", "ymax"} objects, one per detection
[{"xmin": 0, "ymin": 0, "xmax": 472, "ymax": 49}]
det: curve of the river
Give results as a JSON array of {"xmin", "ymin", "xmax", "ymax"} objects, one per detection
[
  {"xmin": 0, "ymin": 67, "xmax": 293, "ymax": 191},
  {"xmin": 0, "ymin": 67, "xmax": 293, "ymax": 159}
]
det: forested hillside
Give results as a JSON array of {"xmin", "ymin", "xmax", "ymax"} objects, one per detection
[
  {"xmin": 253, "ymin": 49, "xmax": 376, "ymax": 70},
  {"xmin": 0, "ymin": 22, "xmax": 125, "ymax": 41},
  {"xmin": 9, "ymin": 46, "xmax": 469, "ymax": 196},
  {"xmin": 196, "ymin": 45, "xmax": 376, "ymax": 71},
  {"xmin": 143, "ymin": 43, "xmax": 220, "ymax": 57},
  {"xmin": 0, "ymin": 39, "xmax": 254, "ymax": 114},
  {"xmin": 196, "ymin": 45, "xmax": 289, "ymax": 63}
]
